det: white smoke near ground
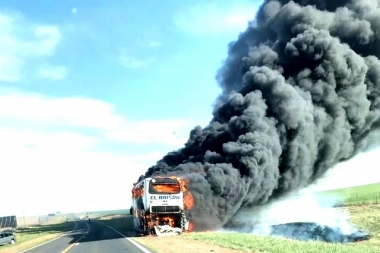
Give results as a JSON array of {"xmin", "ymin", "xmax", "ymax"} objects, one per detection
[
  {"xmin": 251, "ymin": 190, "xmax": 348, "ymax": 227},
  {"xmin": 221, "ymin": 189, "xmax": 364, "ymax": 241}
]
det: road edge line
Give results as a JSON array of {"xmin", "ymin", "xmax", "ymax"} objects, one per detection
[
  {"xmin": 97, "ymin": 222, "xmax": 152, "ymax": 253},
  {"xmin": 19, "ymin": 220, "xmax": 78, "ymax": 253}
]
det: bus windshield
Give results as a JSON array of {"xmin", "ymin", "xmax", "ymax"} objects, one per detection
[{"xmin": 149, "ymin": 183, "xmax": 180, "ymax": 194}]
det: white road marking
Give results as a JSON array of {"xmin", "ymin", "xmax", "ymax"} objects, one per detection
[
  {"xmin": 19, "ymin": 219, "xmax": 79, "ymax": 253},
  {"xmin": 97, "ymin": 222, "xmax": 152, "ymax": 253}
]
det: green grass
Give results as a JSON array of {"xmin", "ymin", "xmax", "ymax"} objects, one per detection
[
  {"xmin": 322, "ymin": 182, "xmax": 380, "ymax": 196},
  {"xmin": 319, "ymin": 182, "xmax": 380, "ymax": 205},
  {"xmin": 186, "ymin": 233, "xmax": 377, "ymax": 253},
  {"xmin": 182, "ymin": 184, "xmax": 380, "ymax": 253},
  {"xmin": 97, "ymin": 205, "xmax": 380, "ymax": 253},
  {"xmin": 16, "ymin": 221, "xmax": 74, "ymax": 236},
  {"xmin": 184, "ymin": 205, "xmax": 380, "ymax": 253},
  {"xmin": 88, "ymin": 184, "xmax": 380, "ymax": 253}
]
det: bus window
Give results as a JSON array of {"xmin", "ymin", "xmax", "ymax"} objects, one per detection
[{"xmin": 149, "ymin": 182, "xmax": 180, "ymax": 194}]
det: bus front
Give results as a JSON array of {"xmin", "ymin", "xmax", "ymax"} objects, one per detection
[{"xmin": 148, "ymin": 177, "xmax": 184, "ymax": 213}]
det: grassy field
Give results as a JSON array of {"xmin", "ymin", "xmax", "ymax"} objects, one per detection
[
  {"xmin": 320, "ymin": 182, "xmax": 380, "ymax": 205},
  {"xmin": 5, "ymin": 184, "xmax": 378, "ymax": 253},
  {"xmin": 132, "ymin": 205, "xmax": 380, "ymax": 253},
  {"xmin": 96, "ymin": 204, "xmax": 380, "ymax": 253},
  {"xmin": 324, "ymin": 182, "xmax": 380, "ymax": 195},
  {"xmin": 80, "ymin": 185, "xmax": 380, "ymax": 253},
  {"xmin": 0, "ymin": 221, "xmax": 75, "ymax": 253},
  {"xmin": 176, "ymin": 185, "xmax": 380, "ymax": 253}
]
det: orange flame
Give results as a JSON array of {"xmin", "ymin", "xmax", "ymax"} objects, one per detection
[
  {"xmin": 151, "ymin": 183, "xmax": 180, "ymax": 193},
  {"xmin": 176, "ymin": 177, "xmax": 195, "ymax": 210},
  {"xmin": 154, "ymin": 175, "xmax": 195, "ymax": 210},
  {"xmin": 184, "ymin": 192, "xmax": 195, "ymax": 210},
  {"xmin": 160, "ymin": 216, "xmax": 175, "ymax": 227},
  {"xmin": 132, "ymin": 186, "xmax": 144, "ymax": 198},
  {"xmin": 188, "ymin": 221, "xmax": 195, "ymax": 231}
]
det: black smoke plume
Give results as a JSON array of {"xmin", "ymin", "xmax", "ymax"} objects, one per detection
[{"xmin": 138, "ymin": 0, "xmax": 380, "ymax": 230}]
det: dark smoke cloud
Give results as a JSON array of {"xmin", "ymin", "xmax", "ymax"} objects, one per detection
[{"xmin": 138, "ymin": 0, "xmax": 380, "ymax": 230}]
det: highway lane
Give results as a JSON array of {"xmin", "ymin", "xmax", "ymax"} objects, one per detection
[
  {"xmin": 22, "ymin": 220, "xmax": 89, "ymax": 253},
  {"xmin": 68, "ymin": 221, "xmax": 150, "ymax": 253},
  {"xmin": 21, "ymin": 219, "xmax": 151, "ymax": 253}
]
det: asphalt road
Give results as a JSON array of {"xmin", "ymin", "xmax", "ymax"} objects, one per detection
[{"xmin": 23, "ymin": 219, "xmax": 150, "ymax": 253}]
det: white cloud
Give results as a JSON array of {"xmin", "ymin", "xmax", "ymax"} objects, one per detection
[
  {"xmin": 174, "ymin": 1, "xmax": 259, "ymax": 36},
  {"xmin": 0, "ymin": 91, "xmax": 124, "ymax": 129},
  {"xmin": 119, "ymin": 51, "xmax": 154, "ymax": 69},
  {"xmin": 106, "ymin": 119, "xmax": 191, "ymax": 146},
  {"xmin": 38, "ymin": 65, "xmax": 67, "ymax": 80},
  {"xmin": 0, "ymin": 90, "xmax": 196, "ymax": 147},
  {"xmin": 0, "ymin": 90, "xmax": 202, "ymax": 216},
  {"xmin": 0, "ymin": 137, "xmax": 163, "ymax": 215},
  {"xmin": 0, "ymin": 128, "xmax": 97, "ymax": 155},
  {"xmin": 0, "ymin": 13, "xmax": 62, "ymax": 82}
]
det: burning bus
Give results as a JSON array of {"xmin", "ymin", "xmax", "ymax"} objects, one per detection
[{"xmin": 130, "ymin": 176, "xmax": 190, "ymax": 236}]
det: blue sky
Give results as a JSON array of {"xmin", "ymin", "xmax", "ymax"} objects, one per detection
[
  {"xmin": 0, "ymin": 0, "xmax": 263, "ymax": 216},
  {"xmin": 1, "ymin": 0, "xmax": 379, "ymax": 217}
]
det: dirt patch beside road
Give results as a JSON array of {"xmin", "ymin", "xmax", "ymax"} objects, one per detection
[{"xmin": 133, "ymin": 235, "xmax": 242, "ymax": 253}]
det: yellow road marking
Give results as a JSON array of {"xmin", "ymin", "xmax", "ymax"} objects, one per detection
[{"xmin": 61, "ymin": 222, "xmax": 90, "ymax": 253}]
